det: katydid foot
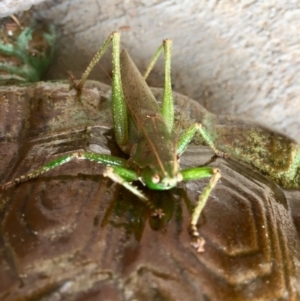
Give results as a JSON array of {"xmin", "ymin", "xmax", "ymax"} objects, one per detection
[{"xmin": 189, "ymin": 225, "xmax": 206, "ymax": 253}]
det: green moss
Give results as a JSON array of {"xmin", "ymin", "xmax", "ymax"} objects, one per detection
[{"xmin": 0, "ymin": 13, "xmax": 56, "ymax": 84}]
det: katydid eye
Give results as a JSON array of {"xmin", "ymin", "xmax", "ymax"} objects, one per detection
[{"xmin": 152, "ymin": 174, "xmax": 160, "ymax": 184}]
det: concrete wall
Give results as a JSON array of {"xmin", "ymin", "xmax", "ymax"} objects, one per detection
[{"xmin": 4, "ymin": 0, "xmax": 300, "ymax": 142}]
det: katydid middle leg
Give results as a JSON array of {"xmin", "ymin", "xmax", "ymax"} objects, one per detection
[
  {"xmin": 1, "ymin": 150, "xmax": 162, "ymax": 214},
  {"xmin": 1, "ymin": 152, "xmax": 125, "ymax": 189}
]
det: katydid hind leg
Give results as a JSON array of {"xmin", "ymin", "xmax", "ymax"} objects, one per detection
[
  {"xmin": 161, "ymin": 39, "xmax": 174, "ymax": 133},
  {"xmin": 142, "ymin": 39, "xmax": 174, "ymax": 133},
  {"xmin": 76, "ymin": 31, "xmax": 129, "ymax": 148},
  {"xmin": 76, "ymin": 32, "xmax": 116, "ymax": 90}
]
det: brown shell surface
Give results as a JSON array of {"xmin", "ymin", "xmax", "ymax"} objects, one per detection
[{"xmin": 0, "ymin": 81, "xmax": 300, "ymax": 301}]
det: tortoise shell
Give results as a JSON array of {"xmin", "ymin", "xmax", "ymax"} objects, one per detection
[{"xmin": 0, "ymin": 81, "xmax": 299, "ymax": 300}]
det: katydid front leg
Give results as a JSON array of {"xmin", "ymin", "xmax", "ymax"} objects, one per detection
[
  {"xmin": 181, "ymin": 166, "xmax": 221, "ymax": 252},
  {"xmin": 176, "ymin": 122, "xmax": 221, "ymax": 252}
]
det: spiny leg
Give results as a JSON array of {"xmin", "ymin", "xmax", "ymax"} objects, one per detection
[
  {"xmin": 75, "ymin": 31, "xmax": 128, "ymax": 147},
  {"xmin": 181, "ymin": 167, "xmax": 221, "ymax": 252},
  {"xmin": 1, "ymin": 151, "xmax": 162, "ymax": 215},
  {"xmin": 177, "ymin": 123, "xmax": 223, "ymax": 251},
  {"xmin": 75, "ymin": 32, "xmax": 175, "ymax": 147},
  {"xmin": 143, "ymin": 39, "xmax": 174, "ymax": 134},
  {"xmin": 103, "ymin": 166, "xmax": 163, "ymax": 216},
  {"xmin": 1, "ymin": 152, "xmax": 127, "ymax": 190},
  {"xmin": 177, "ymin": 123, "xmax": 227, "ymax": 158}
]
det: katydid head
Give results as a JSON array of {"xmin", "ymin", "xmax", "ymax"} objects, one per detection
[{"xmin": 140, "ymin": 166, "xmax": 183, "ymax": 190}]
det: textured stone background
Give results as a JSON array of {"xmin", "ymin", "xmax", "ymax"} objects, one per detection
[{"xmin": 4, "ymin": 0, "xmax": 300, "ymax": 142}]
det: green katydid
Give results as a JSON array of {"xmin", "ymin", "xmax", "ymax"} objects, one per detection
[{"xmin": 1, "ymin": 32, "xmax": 222, "ymax": 252}]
